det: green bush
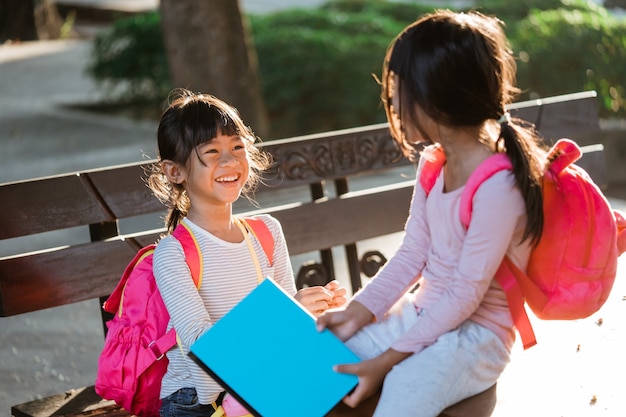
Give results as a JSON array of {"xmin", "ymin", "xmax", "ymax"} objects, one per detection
[
  {"xmin": 250, "ymin": 5, "xmax": 435, "ymax": 138},
  {"xmin": 475, "ymin": 0, "xmax": 587, "ymax": 23},
  {"xmin": 87, "ymin": 11, "xmax": 169, "ymax": 104},
  {"xmin": 86, "ymin": 0, "xmax": 625, "ymax": 139},
  {"xmin": 87, "ymin": 1, "xmax": 440, "ymax": 138},
  {"xmin": 321, "ymin": 0, "xmax": 436, "ymax": 21},
  {"xmin": 510, "ymin": 4, "xmax": 626, "ymax": 117}
]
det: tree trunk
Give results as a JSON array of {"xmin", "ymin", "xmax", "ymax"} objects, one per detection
[
  {"xmin": 159, "ymin": 0, "xmax": 269, "ymax": 138},
  {"xmin": 0, "ymin": 0, "xmax": 63, "ymax": 43}
]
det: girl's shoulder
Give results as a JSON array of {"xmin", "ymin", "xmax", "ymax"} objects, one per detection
[
  {"xmin": 152, "ymin": 232, "xmax": 187, "ymax": 265},
  {"xmin": 244, "ymin": 213, "xmax": 281, "ymax": 232},
  {"xmin": 155, "ymin": 219, "xmax": 201, "ymax": 253},
  {"xmin": 154, "ymin": 232, "xmax": 182, "ymax": 251},
  {"xmin": 242, "ymin": 214, "xmax": 285, "ymax": 248}
]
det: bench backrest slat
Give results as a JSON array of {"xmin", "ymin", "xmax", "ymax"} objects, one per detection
[
  {"xmin": 509, "ymin": 91, "xmax": 599, "ymax": 139},
  {"xmin": 87, "ymin": 165, "xmax": 163, "ymax": 219},
  {"xmin": 273, "ymin": 182, "xmax": 414, "ymax": 255},
  {"xmin": 0, "ymin": 233, "xmax": 162, "ymax": 317},
  {"xmin": 1, "ymin": 175, "xmax": 109, "ymax": 240}
]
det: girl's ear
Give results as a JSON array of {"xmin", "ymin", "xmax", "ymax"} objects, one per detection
[{"xmin": 161, "ymin": 160, "xmax": 186, "ymax": 184}]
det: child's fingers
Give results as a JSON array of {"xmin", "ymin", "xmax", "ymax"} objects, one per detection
[
  {"xmin": 308, "ymin": 300, "xmax": 330, "ymax": 317},
  {"xmin": 334, "ymin": 362, "xmax": 359, "ymax": 375},
  {"xmin": 333, "ymin": 287, "xmax": 347, "ymax": 299},
  {"xmin": 296, "ymin": 286, "xmax": 333, "ymax": 304},
  {"xmin": 334, "ymin": 363, "xmax": 364, "ymax": 408},
  {"xmin": 315, "ymin": 309, "xmax": 336, "ymax": 331},
  {"xmin": 324, "ymin": 280, "xmax": 340, "ymax": 291},
  {"xmin": 330, "ymin": 294, "xmax": 347, "ymax": 308},
  {"xmin": 325, "ymin": 280, "xmax": 348, "ymax": 296}
]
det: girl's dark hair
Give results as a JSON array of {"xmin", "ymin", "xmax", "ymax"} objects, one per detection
[
  {"xmin": 381, "ymin": 10, "xmax": 546, "ymax": 244},
  {"xmin": 148, "ymin": 89, "xmax": 271, "ymax": 233}
]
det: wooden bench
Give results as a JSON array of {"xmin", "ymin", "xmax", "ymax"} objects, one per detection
[{"xmin": 0, "ymin": 91, "xmax": 604, "ymax": 417}]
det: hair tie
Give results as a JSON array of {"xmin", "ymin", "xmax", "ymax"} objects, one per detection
[{"xmin": 497, "ymin": 112, "xmax": 511, "ymax": 125}]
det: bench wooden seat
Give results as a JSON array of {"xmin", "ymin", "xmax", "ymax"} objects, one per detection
[
  {"xmin": 11, "ymin": 382, "xmax": 498, "ymax": 417},
  {"xmin": 1, "ymin": 91, "xmax": 604, "ymax": 417},
  {"xmin": 327, "ymin": 383, "xmax": 498, "ymax": 417}
]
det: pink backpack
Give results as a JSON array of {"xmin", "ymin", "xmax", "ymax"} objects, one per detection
[
  {"xmin": 420, "ymin": 139, "xmax": 626, "ymax": 349},
  {"xmin": 95, "ymin": 218, "xmax": 274, "ymax": 417}
]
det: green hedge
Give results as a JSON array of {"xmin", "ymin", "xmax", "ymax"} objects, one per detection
[
  {"xmin": 510, "ymin": 5, "xmax": 625, "ymax": 116},
  {"xmin": 250, "ymin": 3, "xmax": 434, "ymax": 137},
  {"xmin": 86, "ymin": 0, "xmax": 626, "ymax": 139},
  {"xmin": 87, "ymin": 12, "xmax": 170, "ymax": 103},
  {"xmin": 476, "ymin": 0, "xmax": 589, "ymax": 22}
]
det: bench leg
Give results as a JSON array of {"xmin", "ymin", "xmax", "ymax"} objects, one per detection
[{"xmin": 326, "ymin": 384, "xmax": 497, "ymax": 417}]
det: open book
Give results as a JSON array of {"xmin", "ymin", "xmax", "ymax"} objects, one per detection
[{"xmin": 189, "ymin": 278, "xmax": 360, "ymax": 417}]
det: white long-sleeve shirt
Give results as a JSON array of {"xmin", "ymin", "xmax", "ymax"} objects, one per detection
[
  {"xmin": 354, "ymin": 154, "xmax": 532, "ymax": 354},
  {"xmin": 153, "ymin": 214, "xmax": 295, "ymax": 404}
]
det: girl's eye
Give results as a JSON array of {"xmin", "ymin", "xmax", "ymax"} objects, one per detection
[{"xmin": 233, "ymin": 138, "xmax": 246, "ymax": 151}]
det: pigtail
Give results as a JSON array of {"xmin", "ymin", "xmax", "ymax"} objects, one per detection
[
  {"xmin": 147, "ymin": 162, "xmax": 190, "ymax": 235},
  {"xmin": 499, "ymin": 118, "xmax": 545, "ymax": 245},
  {"xmin": 164, "ymin": 206, "xmax": 185, "ymax": 235}
]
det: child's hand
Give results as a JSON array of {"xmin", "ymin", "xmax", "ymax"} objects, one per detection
[
  {"xmin": 295, "ymin": 286, "xmax": 334, "ymax": 317},
  {"xmin": 316, "ymin": 300, "xmax": 373, "ymax": 341},
  {"xmin": 334, "ymin": 349, "xmax": 410, "ymax": 408},
  {"xmin": 324, "ymin": 280, "xmax": 347, "ymax": 309},
  {"xmin": 295, "ymin": 280, "xmax": 347, "ymax": 317}
]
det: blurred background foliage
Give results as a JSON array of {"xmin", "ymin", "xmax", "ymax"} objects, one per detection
[{"xmin": 87, "ymin": 0, "xmax": 626, "ymax": 140}]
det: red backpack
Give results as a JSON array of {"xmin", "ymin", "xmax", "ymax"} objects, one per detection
[
  {"xmin": 420, "ymin": 139, "xmax": 626, "ymax": 349},
  {"xmin": 95, "ymin": 217, "xmax": 274, "ymax": 417}
]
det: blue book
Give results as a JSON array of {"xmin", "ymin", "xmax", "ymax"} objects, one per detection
[{"xmin": 189, "ymin": 278, "xmax": 360, "ymax": 417}]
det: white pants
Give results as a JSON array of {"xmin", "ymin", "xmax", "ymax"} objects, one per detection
[{"xmin": 345, "ymin": 296, "xmax": 510, "ymax": 417}]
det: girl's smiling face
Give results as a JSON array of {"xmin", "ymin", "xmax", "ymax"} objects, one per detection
[{"xmin": 183, "ymin": 132, "xmax": 250, "ymax": 208}]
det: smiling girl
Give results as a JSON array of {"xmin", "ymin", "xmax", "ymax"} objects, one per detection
[{"xmin": 148, "ymin": 90, "xmax": 346, "ymax": 417}]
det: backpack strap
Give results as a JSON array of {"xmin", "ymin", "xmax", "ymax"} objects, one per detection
[
  {"xmin": 545, "ymin": 138, "xmax": 581, "ymax": 178},
  {"xmin": 615, "ymin": 209, "xmax": 626, "ymax": 255},
  {"xmin": 103, "ymin": 245, "xmax": 157, "ymax": 315},
  {"xmin": 419, "ymin": 148, "xmax": 515, "ymax": 228},
  {"xmin": 419, "ymin": 145, "xmax": 446, "ymax": 195},
  {"xmin": 239, "ymin": 217, "xmax": 275, "ymax": 267},
  {"xmin": 459, "ymin": 153, "xmax": 513, "ymax": 227},
  {"xmin": 460, "ymin": 154, "xmax": 539, "ymax": 348},
  {"xmin": 496, "ymin": 259, "xmax": 538, "ymax": 349},
  {"xmin": 173, "ymin": 222, "xmax": 203, "ymax": 288},
  {"xmin": 149, "ymin": 223, "xmax": 205, "ymax": 358}
]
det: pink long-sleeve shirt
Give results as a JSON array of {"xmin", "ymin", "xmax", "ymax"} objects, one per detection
[{"xmin": 354, "ymin": 155, "xmax": 531, "ymax": 354}]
